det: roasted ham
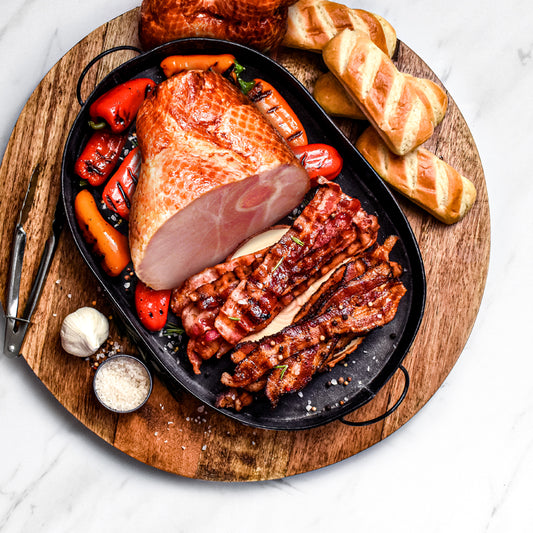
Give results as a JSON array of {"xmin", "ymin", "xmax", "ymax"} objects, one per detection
[
  {"xmin": 129, "ymin": 70, "xmax": 309, "ymax": 290},
  {"xmin": 138, "ymin": 0, "xmax": 298, "ymax": 51}
]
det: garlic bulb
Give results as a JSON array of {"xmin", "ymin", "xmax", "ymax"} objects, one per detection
[{"xmin": 60, "ymin": 307, "xmax": 109, "ymax": 357}]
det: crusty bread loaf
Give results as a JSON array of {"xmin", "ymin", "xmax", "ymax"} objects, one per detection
[
  {"xmin": 313, "ymin": 72, "xmax": 366, "ymax": 119},
  {"xmin": 406, "ymin": 74, "xmax": 448, "ymax": 127},
  {"xmin": 356, "ymin": 127, "xmax": 476, "ymax": 224},
  {"xmin": 282, "ymin": 0, "xmax": 397, "ymax": 57},
  {"xmin": 315, "ymin": 71, "xmax": 448, "ymax": 126},
  {"xmin": 323, "ymin": 28, "xmax": 442, "ymax": 156}
]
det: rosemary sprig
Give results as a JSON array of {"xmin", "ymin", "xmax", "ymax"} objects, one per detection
[
  {"xmin": 163, "ymin": 323, "xmax": 184, "ymax": 336},
  {"xmin": 272, "ymin": 257, "xmax": 284, "ymax": 272},
  {"xmin": 275, "ymin": 364, "xmax": 288, "ymax": 380}
]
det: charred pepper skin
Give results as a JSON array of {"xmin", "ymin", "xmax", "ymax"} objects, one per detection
[
  {"xmin": 74, "ymin": 131, "xmax": 126, "ymax": 186},
  {"xmin": 103, "ymin": 146, "xmax": 141, "ymax": 220},
  {"xmin": 89, "ymin": 78, "xmax": 156, "ymax": 133},
  {"xmin": 135, "ymin": 280, "xmax": 171, "ymax": 332},
  {"xmin": 247, "ymin": 78, "xmax": 308, "ymax": 148},
  {"xmin": 74, "ymin": 189, "xmax": 131, "ymax": 276},
  {"xmin": 291, "ymin": 143, "xmax": 343, "ymax": 184}
]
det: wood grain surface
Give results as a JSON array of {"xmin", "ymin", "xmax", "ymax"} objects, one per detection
[{"xmin": 0, "ymin": 8, "xmax": 490, "ymax": 481}]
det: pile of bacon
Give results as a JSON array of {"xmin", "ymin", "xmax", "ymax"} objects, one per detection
[{"xmin": 170, "ymin": 180, "xmax": 406, "ymax": 410}]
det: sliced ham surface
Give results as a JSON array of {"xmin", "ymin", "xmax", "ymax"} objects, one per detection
[{"xmin": 129, "ymin": 70, "xmax": 309, "ymax": 290}]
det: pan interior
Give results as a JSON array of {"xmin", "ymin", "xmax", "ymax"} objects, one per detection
[{"xmin": 61, "ymin": 38, "xmax": 426, "ymax": 430}]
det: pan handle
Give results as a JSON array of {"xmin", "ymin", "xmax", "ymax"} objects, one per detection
[
  {"xmin": 76, "ymin": 45, "xmax": 143, "ymax": 106},
  {"xmin": 339, "ymin": 364, "xmax": 409, "ymax": 427}
]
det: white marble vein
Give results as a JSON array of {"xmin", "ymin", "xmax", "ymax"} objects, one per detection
[{"xmin": 1, "ymin": 1, "xmax": 533, "ymax": 532}]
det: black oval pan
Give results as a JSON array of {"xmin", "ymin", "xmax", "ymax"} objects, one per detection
[{"xmin": 62, "ymin": 38, "xmax": 426, "ymax": 431}]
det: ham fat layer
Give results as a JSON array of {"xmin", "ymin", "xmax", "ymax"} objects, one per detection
[{"xmin": 129, "ymin": 70, "xmax": 309, "ymax": 290}]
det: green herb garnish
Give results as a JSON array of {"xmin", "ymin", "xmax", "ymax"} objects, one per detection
[
  {"xmin": 228, "ymin": 316, "xmax": 241, "ymax": 322},
  {"xmin": 233, "ymin": 60, "xmax": 256, "ymax": 95},
  {"xmin": 275, "ymin": 364, "xmax": 288, "ymax": 379},
  {"xmin": 88, "ymin": 120, "xmax": 106, "ymax": 130},
  {"xmin": 163, "ymin": 323, "xmax": 185, "ymax": 336},
  {"xmin": 272, "ymin": 257, "xmax": 284, "ymax": 272},
  {"xmin": 291, "ymin": 236, "xmax": 304, "ymax": 246}
]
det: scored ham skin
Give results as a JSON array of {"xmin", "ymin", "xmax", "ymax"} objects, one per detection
[
  {"xmin": 138, "ymin": 0, "xmax": 298, "ymax": 51},
  {"xmin": 129, "ymin": 70, "xmax": 309, "ymax": 290}
]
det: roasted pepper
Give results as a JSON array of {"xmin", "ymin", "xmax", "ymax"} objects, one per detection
[
  {"xmin": 247, "ymin": 79, "xmax": 308, "ymax": 148},
  {"xmin": 89, "ymin": 78, "xmax": 156, "ymax": 133},
  {"xmin": 160, "ymin": 54, "xmax": 236, "ymax": 77},
  {"xmin": 134, "ymin": 280, "xmax": 171, "ymax": 332},
  {"xmin": 102, "ymin": 147, "xmax": 141, "ymax": 220},
  {"xmin": 292, "ymin": 143, "xmax": 343, "ymax": 184},
  {"xmin": 74, "ymin": 131, "xmax": 125, "ymax": 186},
  {"xmin": 74, "ymin": 189, "xmax": 130, "ymax": 277}
]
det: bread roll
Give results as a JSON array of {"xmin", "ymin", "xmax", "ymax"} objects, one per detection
[
  {"xmin": 356, "ymin": 127, "xmax": 476, "ymax": 224},
  {"xmin": 323, "ymin": 28, "xmax": 442, "ymax": 156},
  {"xmin": 313, "ymin": 72, "xmax": 366, "ymax": 119},
  {"xmin": 406, "ymin": 75, "xmax": 448, "ymax": 127},
  {"xmin": 314, "ymin": 71, "xmax": 448, "ymax": 126},
  {"xmin": 282, "ymin": 0, "xmax": 397, "ymax": 57}
]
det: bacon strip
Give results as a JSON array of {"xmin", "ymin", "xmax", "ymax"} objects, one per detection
[
  {"xmin": 170, "ymin": 250, "xmax": 267, "ymax": 373},
  {"xmin": 221, "ymin": 263, "xmax": 405, "ymax": 390},
  {"xmin": 215, "ymin": 181, "xmax": 378, "ymax": 345},
  {"xmin": 214, "ymin": 238, "xmax": 406, "ymax": 410},
  {"xmin": 264, "ymin": 338, "xmax": 338, "ymax": 407},
  {"xmin": 171, "ymin": 249, "xmax": 267, "ymax": 315}
]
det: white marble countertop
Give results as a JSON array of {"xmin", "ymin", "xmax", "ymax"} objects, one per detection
[{"xmin": 1, "ymin": 1, "xmax": 532, "ymax": 531}]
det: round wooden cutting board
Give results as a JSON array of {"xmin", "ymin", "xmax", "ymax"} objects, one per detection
[{"xmin": 0, "ymin": 8, "xmax": 489, "ymax": 481}]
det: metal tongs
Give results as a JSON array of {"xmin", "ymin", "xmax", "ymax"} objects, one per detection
[{"xmin": 1, "ymin": 164, "xmax": 64, "ymax": 358}]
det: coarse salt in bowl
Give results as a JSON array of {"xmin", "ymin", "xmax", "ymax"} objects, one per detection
[{"xmin": 93, "ymin": 354, "xmax": 153, "ymax": 413}]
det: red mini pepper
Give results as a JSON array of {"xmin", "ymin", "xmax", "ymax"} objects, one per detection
[
  {"xmin": 74, "ymin": 131, "xmax": 125, "ymax": 186},
  {"xmin": 135, "ymin": 280, "xmax": 171, "ymax": 332},
  {"xmin": 102, "ymin": 147, "xmax": 141, "ymax": 220},
  {"xmin": 292, "ymin": 143, "xmax": 343, "ymax": 184},
  {"xmin": 89, "ymin": 78, "xmax": 156, "ymax": 133}
]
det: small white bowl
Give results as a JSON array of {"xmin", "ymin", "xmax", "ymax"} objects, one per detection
[{"xmin": 93, "ymin": 354, "xmax": 153, "ymax": 413}]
